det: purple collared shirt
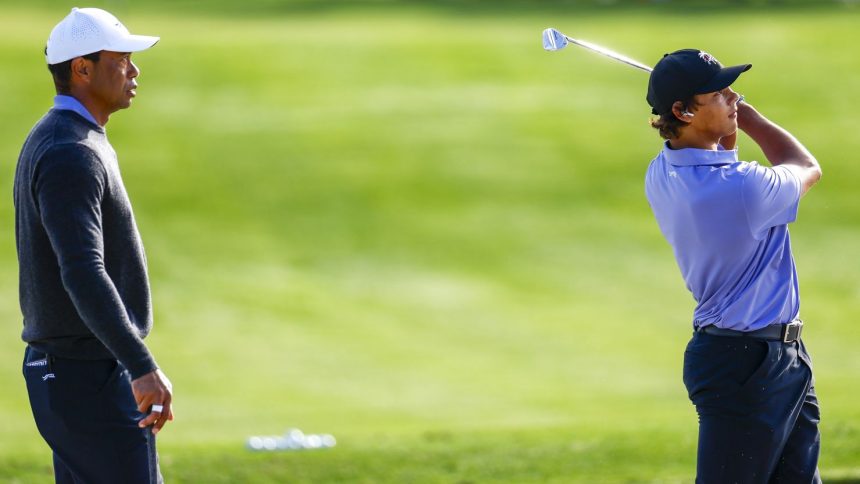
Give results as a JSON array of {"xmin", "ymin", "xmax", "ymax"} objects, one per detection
[
  {"xmin": 645, "ymin": 142, "xmax": 802, "ymax": 331},
  {"xmin": 52, "ymin": 95, "xmax": 100, "ymax": 127}
]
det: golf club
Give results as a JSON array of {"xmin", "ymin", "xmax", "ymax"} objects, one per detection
[
  {"xmin": 542, "ymin": 27, "xmax": 746, "ymax": 108},
  {"xmin": 542, "ymin": 27, "xmax": 653, "ymax": 73}
]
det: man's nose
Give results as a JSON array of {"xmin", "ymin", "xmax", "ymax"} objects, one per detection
[
  {"xmin": 726, "ymin": 88, "xmax": 739, "ymax": 104},
  {"xmin": 129, "ymin": 60, "xmax": 140, "ymax": 78}
]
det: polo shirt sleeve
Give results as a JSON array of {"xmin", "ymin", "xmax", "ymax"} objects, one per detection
[{"xmin": 741, "ymin": 162, "xmax": 802, "ymax": 239}]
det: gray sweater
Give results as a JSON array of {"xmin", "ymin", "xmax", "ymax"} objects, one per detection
[{"xmin": 14, "ymin": 109, "xmax": 157, "ymax": 379}]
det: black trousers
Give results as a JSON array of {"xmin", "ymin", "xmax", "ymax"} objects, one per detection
[
  {"xmin": 683, "ymin": 332, "xmax": 821, "ymax": 484},
  {"xmin": 22, "ymin": 347, "xmax": 162, "ymax": 484}
]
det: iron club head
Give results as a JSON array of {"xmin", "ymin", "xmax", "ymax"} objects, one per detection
[{"xmin": 542, "ymin": 28, "xmax": 569, "ymax": 51}]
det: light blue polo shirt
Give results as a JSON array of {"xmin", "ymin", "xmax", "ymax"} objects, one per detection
[
  {"xmin": 645, "ymin": 142, "xmax": 802, "ymax": 331},
  {"xmin": 52, "ymin": 95, "xmax": 100, "ymax": 127}
]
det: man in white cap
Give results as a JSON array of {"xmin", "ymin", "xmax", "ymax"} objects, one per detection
[{"xmin": 15, "ymin": 8, "xmax": 172, "ymax": 483}]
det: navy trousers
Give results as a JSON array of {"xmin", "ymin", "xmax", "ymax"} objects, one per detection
[
  {"xmin": 683, "ymin": 332, "xmax": 821, "ymax": 484},
  {"xmin": 22, "ymin": 347, "xmax": 162, "ymax": 484}
]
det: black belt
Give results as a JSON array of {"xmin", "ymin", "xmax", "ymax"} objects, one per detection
[{"xmin": 697, "ymin": 319, "xmax": 803, "ymax": 343}]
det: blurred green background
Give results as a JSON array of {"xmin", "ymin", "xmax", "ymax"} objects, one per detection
[{"xmin": 1, "ymin": 1, "xmax": 859, "ymax": 482}]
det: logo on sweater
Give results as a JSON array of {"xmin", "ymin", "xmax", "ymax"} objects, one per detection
[{"xmin": 25, "ymin": 359, "xmax": 47, "ymax": 367}]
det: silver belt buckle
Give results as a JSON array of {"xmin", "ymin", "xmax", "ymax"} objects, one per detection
[{"xmin": 783, "ymin": 320, "xmax": 803, "ymax": 343}]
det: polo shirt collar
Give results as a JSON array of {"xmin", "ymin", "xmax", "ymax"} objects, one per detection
[
  {"xmin": 53, "ymin": 95, "xmax": 101, "ymax": 128},
  {"xmin": 662, "ymin": 141, "xmax": 738, "ymax": 167}
]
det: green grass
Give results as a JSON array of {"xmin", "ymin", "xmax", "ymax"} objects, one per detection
[{"xmin": 1, "ymin": 3, "xmax": 860, "ymax": 482}]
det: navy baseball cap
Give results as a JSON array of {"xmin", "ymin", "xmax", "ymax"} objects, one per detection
[{"xmin": 647, "ymin": 49, "xmax": 751, "ymax": 115}]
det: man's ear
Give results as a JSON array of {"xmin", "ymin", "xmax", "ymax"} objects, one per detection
[
  {"xmin": 70, "ymin": 57, "xmax": 93, "ymax": 84},
  {"xmin": 671, "ymin": 101, "xmax": 694, "ymax": 123}
]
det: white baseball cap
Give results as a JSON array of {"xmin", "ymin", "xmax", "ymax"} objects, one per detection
[{"xmin": 46, "ymin": 7, "xmax": 159, "ymax": 65}]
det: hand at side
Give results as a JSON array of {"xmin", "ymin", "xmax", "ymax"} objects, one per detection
[{"xmin": 132, "ymin": 369, "xmax": 174, "ymax": 435}]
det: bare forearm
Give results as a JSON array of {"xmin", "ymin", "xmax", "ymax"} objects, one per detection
[
  {"xmin": 738, "ymin": 104, "xmax": 813, "ymax": 167},
  {"xmin": 738, "ymin": 103, "xmax": 821, "ymax": 195}
]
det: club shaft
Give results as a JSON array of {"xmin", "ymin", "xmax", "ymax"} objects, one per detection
[{"xmin": 564, "ymin": 35, "xmax": 652, "ymax": 73}]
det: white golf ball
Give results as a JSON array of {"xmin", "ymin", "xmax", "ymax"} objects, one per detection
[
  {"xmin": 247, "ymin": 436, "xmax": 264, "ymax": 450},
  {"xmin": 286, "ymin": 428, "xmax": 305, "ymax": 442},
  {"xmin": 262, "ymin": 437, "xmax": 278, "ymax": 450},
  {"xmin": 285, "ymin": 437, "xmax": 303, "ymax": 450},
  {"xmin": 321, "ymin": 434, "xmax": 337, "ymax": 447},
  {"xmin": 276, "ymin": 437, "xmax": 291, "ymax": 450},
  {"xmin": 305, "ymin": 435, "xmax": 322, "ymax": 449}
]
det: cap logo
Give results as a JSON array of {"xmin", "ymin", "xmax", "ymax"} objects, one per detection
[{"xmin": 698, "ymin": 51, "xmax": 718, "ymax": 65}]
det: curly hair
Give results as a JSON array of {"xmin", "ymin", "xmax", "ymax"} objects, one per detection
[{"xmin": 649, "ymin": 96, "xmax": 699, "ymax": 140}]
